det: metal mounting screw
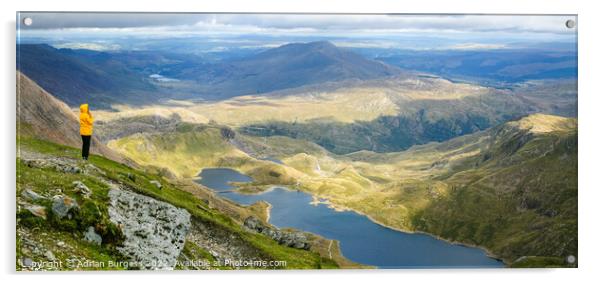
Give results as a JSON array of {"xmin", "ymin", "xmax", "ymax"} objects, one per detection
[
  {"xmin": 565, "ymin": 19, "xmax": 576, "ymax": 29},
  {"xmin": 23, "ymin": 17, "xmax": 33, "ymax": 26}
]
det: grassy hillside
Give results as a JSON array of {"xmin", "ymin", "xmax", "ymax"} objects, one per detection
[
  {"xmin": 107, "ymin": 114, "xmax": 577, "ymax": 267},
  {"xmin": 17, "ymin": 136, "xmax": 339, "ymax": 270},
  {"xmin": 107, "ymin": 124, "xmax": 309, "ymax": 186},
  {"xmin": 236, "ymin": 79, "xmax": 575, "ymax": 154},
  {"xmin": 107, "ymin": 125, "xmax": 244, "ymax": 178},
  {"xmin": 17, "ymin": 72, "xmax": 125, "ymax": 164},
  {"xmin": 412, "ymin": 114, "xmax": 577, "ymax": 266},
  {"xmin": 97, "ymin": 75, "xmax": 575, "ymax": 155}
]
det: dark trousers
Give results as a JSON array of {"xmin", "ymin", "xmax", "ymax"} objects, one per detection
[{"xmin": 81, "ymin": 135, "xmax": 91, "ymax": 159}]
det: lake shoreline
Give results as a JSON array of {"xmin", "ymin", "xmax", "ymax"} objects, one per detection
[
  {"xmin": 196, "ymin": 168, "xmax": 505, "ymax": 268},
  {"xmin": 321, "ymin": 197, "xmax": 507, "ymax": 266},
  {"xmin": 235, "ymin": 185, "xmax": 508, "ymax": 267}
]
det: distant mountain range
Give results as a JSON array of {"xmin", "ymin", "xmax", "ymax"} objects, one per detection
[
  {"xmin": 17, "ymin": 42, "xmax": 403, "ymax": 106},
  {"xmin": 175, "ymin": 41, "xmax": 403, "ymax": 97},
  {"xmin": 17, "ymin": 41, "xmax": 578, "ymax": 109},
  {"xmin": 375, "ymin": 49, "xmax": 577, "ymax": 86}
]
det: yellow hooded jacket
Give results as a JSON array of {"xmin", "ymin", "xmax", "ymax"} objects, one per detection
[{"xmin": 79, "ymin": 104, "xmax": 94, "ymax": 136}]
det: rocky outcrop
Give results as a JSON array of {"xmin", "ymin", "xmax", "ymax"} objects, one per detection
[
  {"xmin": 51, "ymin": 195, "xmax": 78, "ymax": 219},
  {"xmin": 244, "ymin": 216, "xmax": 310, "ymax": 250},
  {"xmin": 108, "ymin": 189, "xmax": 191, "ymax": 270},
  {"xmin": 23, "ymin": 158, "xmax": 81, "ymax": 174},
  {"xmin": 21, "ymin": 156, "xmax": 106, "ymax": 177}
]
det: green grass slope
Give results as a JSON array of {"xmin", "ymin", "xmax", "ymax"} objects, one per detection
[
  {"xmin": 17, "ymin": 136, "xmax": 338, "ymax": 270},
  {"xmin": 411, "ymin": 114, "xmax": 577, "ymax": 267}
]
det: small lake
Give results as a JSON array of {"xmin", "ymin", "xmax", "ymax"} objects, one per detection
[{"xmin": 196, "ymin": 168, "xmax": 504, "ymax": 268}]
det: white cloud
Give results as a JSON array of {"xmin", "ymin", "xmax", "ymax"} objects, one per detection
[
  {"xmin": 196, "ymin": 14, "xmax": 576, "ymax": 35},
  {"xmin": 446, "ymin": 43, "xmax": 507, "ymax": 50},
  {"xmin": 20, "ymin": 13, "xmax": 576, "ymax": 35},
  {"xmin": 52, "ymin": 42, "xmax": 121, "ymax": 51},
  {"xmin": 18, "ymin": 13, "xmax": 576, "ymax": 51}
]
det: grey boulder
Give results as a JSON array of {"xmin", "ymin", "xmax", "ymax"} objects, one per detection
[
  {"xmin": 51, "ymin": 195, "xmax": 78, "ymax": 219},
  {"xmin": 21, "ymin": 189, "xmax": 46, "ymax": 201},
  {"xmin": 23, "ymin": 204, "xmax": 47, "ymax": 219},
  {"xmin": 72, "ymin": 181, "xmax": 92, "ymax": 198},
  {"xmin": 84, "ymin": 226, "xmax": 102, "ymax": 245}
]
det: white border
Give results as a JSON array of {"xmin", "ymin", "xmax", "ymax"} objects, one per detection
[{"xmin": 2, "ymin": 0, "xmax": 601, "ymax": 282}]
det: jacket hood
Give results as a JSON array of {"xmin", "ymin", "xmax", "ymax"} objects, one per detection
[{"xmin": 80, "ymin": 104, "xmax": 89, "ymax": 113}]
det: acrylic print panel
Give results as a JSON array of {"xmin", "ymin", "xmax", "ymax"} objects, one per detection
[{"xmin": 16, "ymin": 13, "xmax": 577, "ymax": 270}]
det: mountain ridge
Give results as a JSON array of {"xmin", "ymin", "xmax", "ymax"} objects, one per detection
[
  {"xmin": 177, "ymin": 41, "xmax": 404, "ymax": 98},
  {"xmin": 16, "ymin": 41, "xmax": 404, "ymax": 105},
  {"xmin": 17, "ymin": 44, "xmax": 159, "ymax": 107},
  {"xmin": 16, "ymin": 71, "xmax": 127, "ymax": 164}
]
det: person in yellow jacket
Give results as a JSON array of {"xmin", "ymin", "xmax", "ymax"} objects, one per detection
[{"xmin": 79, "ymin": 104, "xmax": 94, "ymax": 160}]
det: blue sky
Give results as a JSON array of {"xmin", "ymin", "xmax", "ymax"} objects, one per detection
[{"xmin": 17, "ymin": 13, "xmax": 577, "ymax": 51}]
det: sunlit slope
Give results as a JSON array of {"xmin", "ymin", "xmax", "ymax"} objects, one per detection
[
  {"xmin": 188, "ymin": 76, "xmax": 491, "ymax": 125},
  {"xmin": 97, "ymin": 76, "xmax": 496, "ymax": 126},
  {"xmin": 108, "ymin": 126, "xmax": 241, "ymax": 178},
  {"xmin": 292, "ymin": 114, "xmax": 577, "ymax": 267},
  {"xmin": 107, "ymin": 114, "xmax": 576, "ymax": 267},
  {"xmin": 412, "ymin": 114, "xmax": 577, "ymax": 266},
  {"xmin": 107, "ymin": 124, "xmax": 306, "ymax": 183},
  {"xmin": 99, "ymin": 75, "xmax": 574, "ymax": 154}
]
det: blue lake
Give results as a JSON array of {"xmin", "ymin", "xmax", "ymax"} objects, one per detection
[{"xmin": 196, "ymin": 168, "xmax": 504, "ymax": 268}]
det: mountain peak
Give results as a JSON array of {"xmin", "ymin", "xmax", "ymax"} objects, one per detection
[
  {"xmin": 281, "ymin": 41, "xmax": 336, "ymax": 49},
  {"xmin": 265, "ymin": 41, "xmax": 340, "ymax": 56},
  {"xmin": 305, "ymin": 41, "xmax": 337, "ymax": 48},
  {"xmin": 217, "ymin": 40, "xmax": 401, "ymax": 96}
]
